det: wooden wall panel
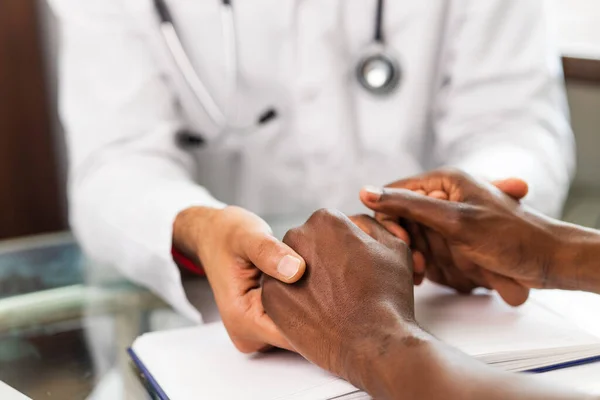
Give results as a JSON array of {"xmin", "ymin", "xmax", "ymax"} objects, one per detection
[
  {"xmin": 0, "ymin": 0, "xmax": 65, "ymax": 239},
  {"xmin": 563, "ymin": 57, "xmax": 600, "ymax": 85}
]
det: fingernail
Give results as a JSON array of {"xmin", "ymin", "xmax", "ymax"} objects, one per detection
[
  {"xmin": 277, "ymin": 255, "xmax": 301, "ymax": 279},
  {"xmin": 363, "ymin": 186, "xmax": 383, "ymax": 201}
]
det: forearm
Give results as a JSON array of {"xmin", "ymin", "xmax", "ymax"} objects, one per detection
[
  {"xmin": 353, "ymin": 328, "xmax": 587, "ymax": 400},
  {"xmin": 551, "ymin": 222, "xmax": 600, "ymax": 295}
]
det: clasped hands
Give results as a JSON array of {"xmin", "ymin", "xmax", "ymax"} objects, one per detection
[
  {"xmin": 174, "ymin": 169, "xmax": 563, "ymax": 355},
  {"xmin": 261, "ymin": 170, "xmax": 581, "ymax": 400}
]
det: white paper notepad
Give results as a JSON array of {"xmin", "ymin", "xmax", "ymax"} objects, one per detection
[
  {"xmin": 130, "ymin": 282, "xmax": 600, "ymax": 400},
  {"xmin": 0, "ymin": 381, "xmax": 30, "ymax": 400}
]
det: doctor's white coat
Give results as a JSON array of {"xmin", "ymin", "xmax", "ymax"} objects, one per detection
[{"xmin": 48, "ymin": 0, "xmax": 575, "ymax": 321}]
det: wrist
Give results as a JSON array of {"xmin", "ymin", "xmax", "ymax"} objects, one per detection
[
  {"xmin": 551, "ymin": 222, "xmax": 600, "ymax": 294},
  {"xmin": 173, "ymin": 206, "xmax": 221, "ymax": 264},
  {"xmin": 345, "ymin": 322, "xmax": 437, "ymax": 399}
]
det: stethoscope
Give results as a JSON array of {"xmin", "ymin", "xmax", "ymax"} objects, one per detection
[{"xmin": 154, "ymin": 0, "xmax": 401, "ymax": 143}]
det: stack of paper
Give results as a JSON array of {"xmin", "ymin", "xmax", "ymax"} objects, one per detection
[
  {"xmin": 414, "ymin": 284, "xmax": 600, "ymax": 373},
  {"xmin": 129, "ymin": 282, "xmax": 600, "ymax": 399}
]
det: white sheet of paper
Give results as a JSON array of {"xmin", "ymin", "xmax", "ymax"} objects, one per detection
[
  {"xmin": 133, "ymin": 323, "xmax": 356, "ymax": 400},
  {"xmin": 0, "ymin": 381, "xmax": 30, "ymax": 400},
  {"xmin": 414, "ymin": 283, "xmax": 600, "ymax": 356},
  {"xmin": 132, "ymin": 282, "xmax": 600, "ymax": 400}
]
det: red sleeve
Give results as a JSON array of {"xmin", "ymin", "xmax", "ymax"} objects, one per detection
[{"xmin": 171, "ymin": 247, "xmax": 206, "ymax": 276}]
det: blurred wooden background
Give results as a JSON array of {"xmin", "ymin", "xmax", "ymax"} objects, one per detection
[{"xmin": 0, "ymin": 0, "xmax": 65, "ymax": 240}]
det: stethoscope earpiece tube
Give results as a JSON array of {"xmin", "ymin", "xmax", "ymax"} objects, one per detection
[{"xmin": 374, "ymin": 0, "xmax": 384, "ymax": 43}]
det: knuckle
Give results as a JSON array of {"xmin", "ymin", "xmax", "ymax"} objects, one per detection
[
  {"xmin": 447, "ymin": 203, "xmax": 477, "ymax": 233},
  {"xmin": 438, "ymin": 167, "xmax": 465, "ymax": 180},
  {"xmin": 308, "ymin": 208, "xmax": 344, "ymax": 224},
  {"xmin": 354, "ymin": 214, "xmax": 377, "ymax": 236},
  {"xmin": 305, "ymin": 208, "xmax": 349, "ymax": 232},
  {"xmin": 282, "ymin": 226, "xmax": 303, "ymax": 248},
  {"xmin": 374, "ymin": 212, "xmax": 394, "ymax": 223},
  {"xmin": 351, "ymin": 213, "xmax": 371, "ymax": 225},
  {"xmin": 383, "ymin": 178, "xmax": 408, "ymax": 190}
]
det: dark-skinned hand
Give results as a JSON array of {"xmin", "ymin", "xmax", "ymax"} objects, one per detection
[
  {"xmin": 360, "ymin": 169, "xmax": 565, "ymax": 303},
  {"xmin": 353, "ymin": 179, "xmax": 525, "ymax": 291},
  {"xmin": 360, "ymin": 172, "xmax": 531, "ymax": 306},
  {"xmin": 349, "ymin": 215, "xmax": 426, "ymax": 283},
  {"xmin": 262, "ymin": 209, "xmax": 417, "ymax": 389}
]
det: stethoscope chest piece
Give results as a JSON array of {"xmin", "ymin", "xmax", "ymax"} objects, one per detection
[{"xmin": 356, "ymin": 46, "xmax": 401, "ymax": 96}]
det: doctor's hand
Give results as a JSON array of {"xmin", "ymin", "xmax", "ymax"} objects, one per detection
[
  {"xmin": 262, "ymin": 210, "xmax": 417, "ymax": 392},
  {"xmin": 173, "ymin": 206, "xmax": 306, "ymax": 353},
  {"xmin": 360, "ymin": 169, "xmax": 565, "ymax": 304}
]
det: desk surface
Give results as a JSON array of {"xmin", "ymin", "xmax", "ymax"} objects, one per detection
[{"xmin": 0, "ymin": 232, "xmax": 170, "ymax": 399}]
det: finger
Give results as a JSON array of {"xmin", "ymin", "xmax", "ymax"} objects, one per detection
[
  {"xmin": 492, "ymin": 178, "xmax": 529, "ymax": 200},
  {"xmin": 482, "ymin": 270, "xmax": 530, "ymax": 307},
  {"xmin": 425, "ymin": 265, "xmax": 447, "ymax": 287},
  {"xmin": 242, "ymin": 233, "xmax": 306, "ymax": 283},
  {"xmin": 425, "ymin": 229, "xmax": 474, "ymax": 294},
  {"xmin": 403, "ymin": 221, "xmax": 428, "ymax": 256},
  {"xmin": 428, "ymin": 190, "xmax": 449, "ymax": 200},
  {"xmin": 412, "ymin": 251, "xmax": 426, "ymax": 275},
  {"xmin": 255, "ymin": 312, "xmax": 295, "ymax": 351},
  {"xmin": 449, "ymin": 246, "xmax": 481, "ymax": 277},
  {"xmin": 231, "ymin": 290, "xmax": 295, "ymax": 352},
  {"xmin": 350, "ymin": 214, "xmax": 411, "ymax": 246},
  {"xmin": 361, "ymin": 186, "xmax": 464, "ymax": 237},
  {"xmin": 351, "ymin": 215, "xmax": 408, "ymax": 251},
  {"xmin": 349, "ymin": 215, "xmax": 373, "ymax": 237},
  {"xmin": 400, "ymin": 221, "xmax": 443, "ymax": 287},
  {"xmin": 413, "ymin": 225, "xmax": 446, "ymax": 287},
  {"xmin": 414, "ymin": 273, "xmax": 425, "ymax": 286},
  {"xmin": 251, "ymin": 290, "xmax": 295, "ymax": 351},
  {"xmin": 380, "ymin": 219, "xmax": 411, "ymax": 244}
]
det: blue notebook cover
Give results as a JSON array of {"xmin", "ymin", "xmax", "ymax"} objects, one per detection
[{"xmin": 128, "ymin": 348, "xmax": 170, "ymax": 400}]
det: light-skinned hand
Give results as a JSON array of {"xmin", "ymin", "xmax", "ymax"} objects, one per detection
[{"xmin": 173, "ymin": 206, "xmax": 306, "ymax": 352}]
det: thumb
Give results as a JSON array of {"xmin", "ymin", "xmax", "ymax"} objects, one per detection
[
  {"xmin": 360, "ymin": 186, "xmax": 465, "ymax": 237},
  {"xmin": 241, "ymin": 232, "xmax": 306, "ymax": 283},
  {"xmin": 492, "ymin": 178, "xmax": 528, "ymax": 200}
]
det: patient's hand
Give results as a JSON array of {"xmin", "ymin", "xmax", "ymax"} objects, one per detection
[
  {"xmin": 349, "ymin": 214, "xmax": 427, "ymax": 284},
  {"xmin": 262, "ymin": 210, "xmax": 417, "ymax": 385},
  {"xmin": 262, "ymin": 208, "xmax": 587, "ymax": 400},
  {"xmin": 360, "ymin": 169, "xmax": 564, "ymax": 304}
]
